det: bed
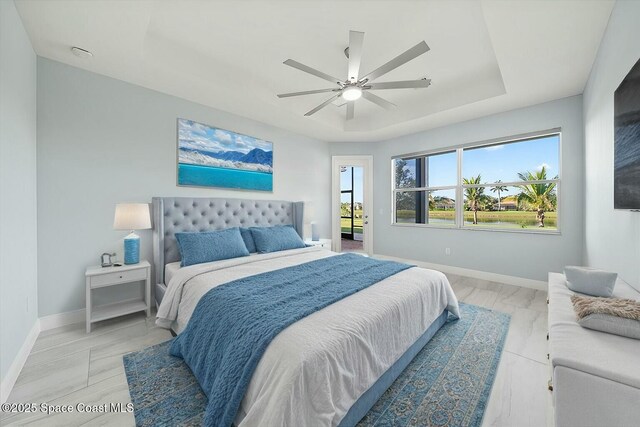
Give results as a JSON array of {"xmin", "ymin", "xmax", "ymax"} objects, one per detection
[{"xmin": 152, "ymin": 197, "xmax": 460, "ymax": 426}]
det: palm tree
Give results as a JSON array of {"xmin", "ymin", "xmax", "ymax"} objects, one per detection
[
  {"xmin": 340, "ymin": 202, "xmax": 351, "ymax": 217},
  {"xmin": 463, "ymin": 175, "xmax": 484, "ymax": 224},
  {"xmin": 490, "ymin": 181, "xmax": 508, "ymax": 211},
  {"xmin": 517, "ymin": 166, "xmax": 557, "ymax": 227}
]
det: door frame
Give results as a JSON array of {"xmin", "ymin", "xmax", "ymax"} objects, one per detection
[{"xmin": 331, "ymin": 155, "xmax": 374, "ymax": 255}]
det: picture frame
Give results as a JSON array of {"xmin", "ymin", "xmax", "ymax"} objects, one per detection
[
  {"xmin": 614, "ymin": 58, "xmax": 640, "ymax": 210},
  {"xmin": 176, "ymin": 118, "xmax": 274, "ymax": 192}
]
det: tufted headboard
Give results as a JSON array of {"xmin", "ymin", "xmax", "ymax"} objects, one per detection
[{"xmin": 152, "ymin": 197, "xmax": 304, "ymax": 285}]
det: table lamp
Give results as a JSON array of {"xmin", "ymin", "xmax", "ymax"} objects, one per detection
[
  {"xmin": 113, "ymin": 203, "xmax": 151, "ymax": 264},
  {"xmin": 304, "ymin": 201, "xmax": 319, "ymax": 241}
]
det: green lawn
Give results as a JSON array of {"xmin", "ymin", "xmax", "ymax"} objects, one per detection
[
  {"xmin": 396, "ymin": 210, "xmax": 557, "ymax": 229},
  {"xmin": 343, "ymin": 209, "xmax": 558, "ymax": 231},
  {"xmin": 341, "ymin": 209, "xmax": 364, "ymax": 234},
  {"xmin": 341, "ymin": 217, "xmax": 363, "ymax": 234}
]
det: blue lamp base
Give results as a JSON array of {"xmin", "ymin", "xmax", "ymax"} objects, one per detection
[{"xmin": 124, "ymin": 232, "xmax": 140, "ymax": 264}]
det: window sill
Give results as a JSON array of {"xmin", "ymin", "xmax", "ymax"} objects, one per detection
[{"xmin": 390, "ymin": 222, "xmax": 561, "ymax": 235}]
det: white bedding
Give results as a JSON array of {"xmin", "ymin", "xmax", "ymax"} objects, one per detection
[
  {"xmin": 164, "ymin": 261, "xmax": 181, "ymax": 285},
  {"xmin": 156, "ymin": 247, "xmax": 460, "ymax": 426}
]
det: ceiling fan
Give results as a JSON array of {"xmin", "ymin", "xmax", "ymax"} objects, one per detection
[{"xmin": 277, "ymin": 30, "xmax": 431, "ymax": 120}]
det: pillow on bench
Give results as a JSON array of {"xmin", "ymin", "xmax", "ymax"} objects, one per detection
[
  {"xmin": 571, "ymin": 294, "xmax": 640, "ymax": 340},
  {"xmin": 564, "ymin": 266, "xmax": 617, "ymax": 297}
]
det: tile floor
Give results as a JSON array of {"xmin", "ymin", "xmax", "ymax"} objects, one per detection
[
  {"xmin": 341, "ymin": 238, "xmax": 364, "ymax": 252},
  {"xmin": 1, "ymin": 274, "xmax": 553, "ymax": 426}
]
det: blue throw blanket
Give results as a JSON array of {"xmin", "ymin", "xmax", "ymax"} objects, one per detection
[{"xmin": 169, "ymin": 253, "xmax": 412, "ymax": 426}]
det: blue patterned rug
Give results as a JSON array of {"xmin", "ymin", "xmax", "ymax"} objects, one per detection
[{"xmin": 124, "ymin": 303, "xmax": 509, "ymax": 427}]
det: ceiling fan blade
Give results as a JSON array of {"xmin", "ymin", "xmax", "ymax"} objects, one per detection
[
  {"xmin": 277, "ymin": 88, "xmax": 340, "ymax": 98},
  {"xmin": 283, "ymin": 59, "xmax": 343, "ymax": 85},
  {"xmin": 360, "ymin": 41, "xmax": 430, "ymax": 83},
  {"xmin": 333, "ymin": 98, "xmax": 348, "ymax": 107},
  {"xmin": 366, "ymin": 79, "xmax": 431, "ymax": 90},
  {"xmin": 347, "ymin": 30, "xmax": 365, "ymax": 82},
  {"xmin": 304, "ymin": 93, "xmax": 341, "ymax": 116},
  {"xmin": 346, "ymin": 102, "xmax": 355, "ymax": 120},
  {"xmin": 362, "ymin": 91, "xmax": 397, "ymax": 110}
]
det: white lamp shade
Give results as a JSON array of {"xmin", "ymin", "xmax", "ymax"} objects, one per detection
[{"xmin": 113, "ymin": 203, "xmax": 151, "ymax": 230}]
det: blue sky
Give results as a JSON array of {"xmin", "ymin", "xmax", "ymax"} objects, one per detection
[
  {"xmin": 463, "ymin": 135, "xmax": 559, "ymax": 183},
  {"xmin": 398, "ymin": 135, "xmax": 559, "ymax": 200},
  {"xmin": 341, "ymin": 166, "xmax": 364, "ymax": 204},
  {"xmin": 178, "ymin": 119, "xmax": 272, "ymax": 154}
]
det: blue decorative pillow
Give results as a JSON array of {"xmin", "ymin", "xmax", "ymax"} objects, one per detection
[
  {"xmin": 239, "ymin": 227, "xmax": 257, "ymax": 253},
  {"xmin": 175, "ymin": 227, "xmax": 250, "ymax": 267},
  {"xmin": 249, "ymin": 225, "xmax": 306, "ymax": 253}
]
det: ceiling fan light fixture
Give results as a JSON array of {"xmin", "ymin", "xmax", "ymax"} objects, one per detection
[
  {"xmin": 342, "ymin": 86, "xmax": 362, "ymax": 101},
  {"xmin": 279, "ymin": 31, "xmax": 430, "ymax": 119}
]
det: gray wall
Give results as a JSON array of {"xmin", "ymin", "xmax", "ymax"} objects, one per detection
[
  {"xmin": 583, "ymin": 0, "xmax": 640, "ymax": 290},
  {"xmin": 331, "ymin": 96, "xmax": 585, "ymax": 282},
  {"xmin": 36, "ymin": 58, "xmax": 331, "ymax": 317},
  {"xmin": 0, "ymin": 0, "xmax": 38, "ymax": 383}
]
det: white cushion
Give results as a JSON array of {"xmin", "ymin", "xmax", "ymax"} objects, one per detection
[
  {"xmin": 548, "ymin": 272, "xmax": 640, "ymax": 389},
  {"xmin": 578, "ymin": 313, "xmax": 640, "ymax": 340},
  {"xmin": 564, "ymin": 266, "xmax": 617, "ymax": 297}
]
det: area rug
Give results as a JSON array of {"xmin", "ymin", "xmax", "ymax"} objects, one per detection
[{"xmin": 123, "ymin": 303, "xmax": 509, "ymax": 427}]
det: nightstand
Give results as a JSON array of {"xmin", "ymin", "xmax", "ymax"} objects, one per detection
[
  {"xmin": 85, "ymin": 260, "xmax": 151, "ymax": 333},
  {"xmin": 304, "ymin": 238, "xmax": 332, "ymax": 248}
]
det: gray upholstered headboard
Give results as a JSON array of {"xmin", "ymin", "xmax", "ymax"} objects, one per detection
[{"xmin": 152, "ymin": 197, "xmax": 304, "ymax": 285}]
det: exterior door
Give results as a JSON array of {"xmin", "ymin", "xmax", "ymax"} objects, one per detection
[{"xmin": 332, "ymin": 156, "xmax": 373, "ymax": 255}]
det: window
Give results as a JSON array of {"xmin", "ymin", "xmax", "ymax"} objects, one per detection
[
  {"xmin": 394, "ymin": 151, "xmax": 457, "ymax": 226},
  {"xmin": 392, "ymin": 131, "xmax": 560, "ymax": 232}
]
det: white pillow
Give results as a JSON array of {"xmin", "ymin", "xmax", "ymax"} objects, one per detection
[
  {"xmin": 578, "ymin": 313, "xmax": 640, "ymax": 340},
  {"xmin": 564, "ymin": 266, "xmax": 617, "ymax": 297}
]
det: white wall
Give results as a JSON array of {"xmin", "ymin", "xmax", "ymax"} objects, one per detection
[
  {"xmin": 331, "ymin": 96, "xmax": 584, "ymax": 282},
  {"xmin": 36, "ymin": 58, "xmax": 331, "ymax": 317},
  {"xmin": 583, "ymin": 0, "xmax": 640, "ymax": 290},
  {"xmin": 0, "ymin": 0, "xmax": 38, "ymax": 391}
]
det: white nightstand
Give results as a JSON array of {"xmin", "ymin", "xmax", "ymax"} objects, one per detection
[
  {"xmin": 304, "ymin": 238, "xmax": 332, "ymax": 248},
  {"xmin": 85, "ymin": 260, "xmax": 151, "ymax": 333}
]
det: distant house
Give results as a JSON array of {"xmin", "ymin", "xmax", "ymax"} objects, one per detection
[
  {"xmin": 494, "ymin": 196, "xmax": 518, "ymax": 211},
  {"xmin": 434, "ymin": 197, "xmax": 455, "ymax": 210}
]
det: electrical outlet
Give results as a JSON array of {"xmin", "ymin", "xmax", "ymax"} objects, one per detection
[{"xmin": 445, "ymin": 248, "xmax": 451, "ymax": 256}]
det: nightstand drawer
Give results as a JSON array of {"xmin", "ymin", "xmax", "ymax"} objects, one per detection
[{"xmin": 90, "ymin": 268, "xmax": 147, "ymax": 288}]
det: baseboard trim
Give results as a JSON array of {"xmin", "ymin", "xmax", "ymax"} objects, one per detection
[
  {"xmin": 373, "ymin": 254, "xmax": 547, "ymax": 291},
  {"xmin": 1, "ymin": 319, "xmax": 40, "ymax": 404},
  {"xmin": 39, "ymin": 308, "xmax": 86, "ymax": 332}
]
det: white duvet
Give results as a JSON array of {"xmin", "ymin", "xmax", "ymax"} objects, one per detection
[{"xmin": 156, "ymin": 247, "xmax": 460, "ymax": 426}]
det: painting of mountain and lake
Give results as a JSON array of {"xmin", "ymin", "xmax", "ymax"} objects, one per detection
[
  {"xmin": 177, "ymin": 119, "xmax": 273, "ymax": 191},
  {"xmin": 614, "ymin": 58, "xmax": 640, "ymax": 209}
]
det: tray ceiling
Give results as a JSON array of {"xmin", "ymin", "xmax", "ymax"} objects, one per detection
[{"xmin": 15, "ymin": 0, "xmax": 614, "ymax": 142}]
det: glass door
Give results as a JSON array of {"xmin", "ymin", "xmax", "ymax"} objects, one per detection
[{"xmin": 340, "ymin": 166, "xmax": 364, "ymax": 252}]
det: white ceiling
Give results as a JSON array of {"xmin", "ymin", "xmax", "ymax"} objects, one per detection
[{"xmin": 15, "ymin": 0, "xmax": 614, "ymax": 142}]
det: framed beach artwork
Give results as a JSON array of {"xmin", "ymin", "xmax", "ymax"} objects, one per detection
[
  {"xmin": 614, "ymin": 58, "xmax": 640, "ymax": 210},
  {"xmin": 177, "ymin": 118, "xmax": 273, "ymax": 191}
]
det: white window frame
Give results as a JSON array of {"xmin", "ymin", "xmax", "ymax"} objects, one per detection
[{"xmin": 391, "ymin": 128, "xmax": 562, "ymax": 234}]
